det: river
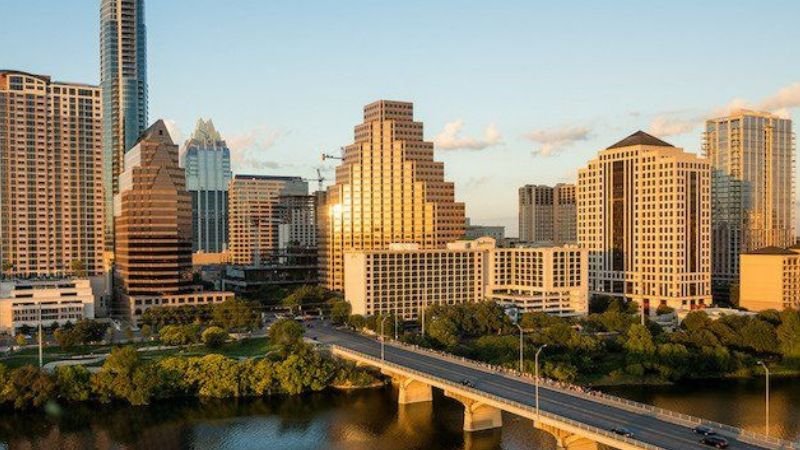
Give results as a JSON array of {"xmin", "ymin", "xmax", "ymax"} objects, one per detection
[{"xmin": 0, "ymin": 378, "xmax": 797, "ymax": 450}]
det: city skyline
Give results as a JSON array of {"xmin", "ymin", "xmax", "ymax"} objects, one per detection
[{"xmin": 4, "ymin": 1, "xmax": 800, "ymax": 234}]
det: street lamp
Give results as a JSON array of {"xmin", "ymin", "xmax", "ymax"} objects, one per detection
[
  {"xmin": 535, "ymin": 344, "xmax": 548, "ymax": 421},
  {"xmin": 380, "ymin": 315, "xmax": 389, "ymax": 361},
  {"xmin": 515, "ymin": 323, "xmax": 524, "ymax": 372},
  {"xmin": 757, "ymin": 361, "xmax": 770, "ymax": 436},
  {"xmin": 394, "ymin": 313, "xmax": 399, "ymax": 341}
]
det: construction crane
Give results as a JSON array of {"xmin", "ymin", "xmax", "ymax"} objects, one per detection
[
  {"xmin": 303, "ymin": 168, "xmax": 326, "ymax": 192},
  {"xmin": 321, "ymin": 146, "xmax": 344, "ymax": 161}
]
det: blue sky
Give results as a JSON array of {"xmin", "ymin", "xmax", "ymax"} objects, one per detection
[{"xmin": 3, "ymin": 0, "xmax": 800, "ymax": 234}]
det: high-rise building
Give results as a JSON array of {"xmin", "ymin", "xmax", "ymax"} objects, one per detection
[
  {"xmin": 322, "ymin": 100, "xmax": 465, "ymax": 290},
  {"xmin": 278, "ymin": 194, "xmax": 317, "ymax": 249},
  {"xmin": 518, "ymin": 183, "xmax": 576, "ymax": 245},
  {"xmin": 114, "ymin": 120, "xmax": 191, "ymax": 300},
  {"xmin": 577, "ymin": 131, "xmax": 711, "ymax": 313},
  {"xmin": 703, "ymin": 110, "xmax": 795, "ymax": 301},
  {"xmin": 228, "ymin": 175, "xmax": 308, "ymax": 265},
  {"xmin": 101, "ymin": 0, "xmax": 148, "ymax": 252},
  {"xmin": 344, "ymin": 238, "xmax": 587, "ymax": 319},
  {"xmin": 0, "ymin": 70, "xmax": 104, "ymax": 277},
  {"xmin": 181, "ymin": 119, "xmax": 232, "ymax": 254}
]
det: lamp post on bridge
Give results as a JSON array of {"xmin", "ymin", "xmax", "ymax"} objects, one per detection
[
  {"xmin": 535, "ymin": 344, "xmax": 548, "ymax": 421},
  {"xmin": 514, "ymin": 323, "xmax": 524, "ymax": 373},
  {"xmin": 757, "ymin": 361, "xmax": 770, "ymax": 436},
  {"xmin": 380, "ymin": 315, "xmax": 389, "ymax": 361}
]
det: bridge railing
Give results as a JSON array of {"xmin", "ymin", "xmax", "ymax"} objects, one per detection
[
  {"xmin": 377, "ymin": 337, "xmax": 799, "ymax": 450},
  {"xmin": 330, "ymin": 344, "xmax": 665, "ymax": 450}
]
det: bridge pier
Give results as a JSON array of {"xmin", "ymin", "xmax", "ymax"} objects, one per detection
[
  {"xmin": 536, "ymin": 423, "xmax": 600, "ymax": 450},
  {"xmin": 383, "ymin": 371, "xmax": 433, "ymax": 404},
  {"xmin": 445, "ymin": 391, "xmax": 503, "ymax": 432}
]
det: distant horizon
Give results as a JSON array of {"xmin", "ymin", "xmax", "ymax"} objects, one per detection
[{"xmin": 2, "ymin": 0, "xmax": 799, "ymax": 235}]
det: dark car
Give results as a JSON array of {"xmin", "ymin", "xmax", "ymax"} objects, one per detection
[
  {"xmin": 700, "ymin": 436, "xmax": 729, "ymax": 449},
  {"xmin": 460, "ymin": 379, "xmax": 474, "ymax": 387},
  {"xmin": 693, "ymin": 425, "xmax": 717, "ymax": 436},
  {"xmin": 611, "ymin": 426, "xmax": 634, "ymax": 437}
]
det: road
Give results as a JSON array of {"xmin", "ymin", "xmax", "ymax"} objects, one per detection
[{"xmin": 308, "ymin": 324, "xmax": 777, "ymax": 450}]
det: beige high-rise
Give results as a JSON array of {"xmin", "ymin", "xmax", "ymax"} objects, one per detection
[
  {"xmin": 518, "ymin": 183, "xmax": 576, "ymax": 245},
  {"xmin": 228, "ymin": 175, "xmax": 308, "ymax": 265},
  {"xmin": 321, "ymin": 100, "xmax": 465, "ymax": 290},
  {"xmin": 0, "ymin": 70, "xmax": 103, "ymax": 277},
  {"xmin": 577, "ymin": 131, "xmax": 711, "ymax": 312}
]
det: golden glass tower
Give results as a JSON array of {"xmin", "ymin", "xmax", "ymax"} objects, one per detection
[{"xmin": 321, "ymin": 100, "xmax": 465, "ymax": 290}]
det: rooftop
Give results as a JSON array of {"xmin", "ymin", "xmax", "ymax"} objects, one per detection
[
  {"xmin": 745, "ymin": 246, "xmax": 798, "ymax": 255},
  {"xmin": 607, "ymin": 130, "xmax": 674, "ymax": 150}
]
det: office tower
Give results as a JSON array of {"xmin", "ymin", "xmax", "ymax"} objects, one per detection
[
  {"xmin": 518, "ymin": 183, "xmax": 576, "ymax": 245},
  {"xmin": 0, "ymin": 70, "xmax": 103, "ymax": 277},
  {"xmin": 322, "ymin": 100, "xmax": 465, "ymax": 290},
  {"xmin": 181, "ymin": 119, "xmax": 232, "ymax": 253},
  {"xmin": 344, "ymin": 238, "xmax": 587, "ymax": 319},
  {"xmin": 577, "ymin": 131, "xmax": 711, "ymax": 313},
  {"xmin": 101, "ymin": 0, "xmax": 148, "ymax": 251},
  {"xmin": 228, "ymin": 175, "xmax": 308, "ymax": 265},
  {"xmin": 115, "ymin": 120, "xmax": 191, "ymax": 299},
  {"xmin": 703, "ymin": 110, "xmax": 795, "ymax": 301},
  {"xmin": 278, "ymin": 194, "xmax": 317, "ymax": 249}
]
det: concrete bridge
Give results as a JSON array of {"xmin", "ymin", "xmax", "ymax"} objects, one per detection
[{"xmin": 309, "ymin": 325, "xmax": 797, "ymax": 450}]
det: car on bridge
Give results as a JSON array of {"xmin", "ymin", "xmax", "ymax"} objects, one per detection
[
  {"xmin": 700, "ymin": 435, "xmax": 729, "ymax": 448},
  {"xmin": 610, "ymin": 426, "xmax": 634, "ymax": 437},
  {"xmin": 692, "ymin": 425, "xmax": 717, "ymax": 436}
]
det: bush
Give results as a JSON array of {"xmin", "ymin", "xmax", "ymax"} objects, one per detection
[
  {"xmin": 1, "ymin": 365, "xmax": 55, "ymax": 410},
  {"xmin": 201, "ymin": 326, "xmax": 229, "ymax": 348}
]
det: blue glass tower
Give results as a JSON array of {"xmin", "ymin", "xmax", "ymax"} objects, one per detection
[
  {"xmin": 100, "ymin": 0, "xmax": 148, "ymax": 251},
  {"xmin": 181, "ymin": 119, "xmax": 233, "ymax": 253}
]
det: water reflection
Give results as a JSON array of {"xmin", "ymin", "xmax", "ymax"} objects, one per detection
[{"xmin": 1, "ymin": 378, "xmax": 796, "ymax": 449}]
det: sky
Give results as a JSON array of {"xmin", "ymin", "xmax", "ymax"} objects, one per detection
[{"xmin": 3, "ymin": 0, "xmax": 800, "ymax": 235}]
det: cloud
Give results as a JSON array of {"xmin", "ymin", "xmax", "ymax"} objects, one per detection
[
  {"xmin": 226, "ymin": 125, "xmax": 286, "ymax": 172},
  {"xmin": 524, "ymin": 126, "xmax": 591, "ymax": 157},
  {"xmin": 647, "ymin": 82, "xmax": 800, "ymax": 138},
  {"xmin": 648, "ymin": 115, "xmax": 700, "ymax": 137},
  {"xmin": 433, "ymin": 120, "xmax": 502, "ymax": 151},
  {"xmin": 464, "ymin": 176, "xmax": 490, "ymax": 189}
]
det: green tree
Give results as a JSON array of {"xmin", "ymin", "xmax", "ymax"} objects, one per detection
[
  {"xmin": 185, "ymin": 354, "xmax": 243, "ymax": 398},
  {"xmin": 681, "ymin": 311, "xmax": 711, "ymax": 332},
  {"xmin": 428, "ymin": 314, "xmax": 459, "ymax": 349},
  {"xmin": 1, "ymin": 365, "xmax": 55, "ymax": 410},
  {"xmin": 54, "ymin": 327, "xmax": 80, "ymax": 349},
  {"xmin": 1, "ymin": 261, "xmax": 13, "ymax": 280},
  {"xmin": 239, "ymin": 359, "xmax": 278, "ymax": 396},
  {"xmin": 281, "ymin": 285, "xmax": 327, "ymax": 313},
  {"xmin": 159, "ymin": 324, "xmax": 199, "ymax": 346},
  {"xmin": 275, "ymin": 345, "xmax": 335, "ymax": 394},
  {"xmin": 91, "ymin": 346, "xmax": 159, "ymax": 405},
  {"xmin": 330, "ymin": 301, "xmax": 351, "ymax": 325},
  {"xmin": 777, "ymin": 310, "xmax": 800, "ymax": 366},
  {"xmin": 140, "ymin": 324, "xmax": 153, "ymax": 341},
  {"xmin": 15, "ymin": 334, "xmax": 27, "ymax": 347},
  {"xmin": 201, "ymin": 326, "xmax": 229, "ymax": 348},
  {"xmin": 268, "ymin": 318, "xmax": 305, "ymax": 350},
  {"xmin": 213, "ymin": 298, "xmax": 261, "ymax": 331},
  {"xmin": 347, "ymin": 314, "xmax": 366, "ymax": 330},
  {"xmin": 70, "ymin": 259, "xmax": 87, "ymax": 277},
  {"xmin": 739, "ymin": 319, "xmax": 778, "ymax": 354},
  {"xmin": 623, "ymin": 324, "xmax": 656, "ymax": 362},
  {"xmin": 54, "ymin": 365, "xmax": 92, "ymax": 402}
]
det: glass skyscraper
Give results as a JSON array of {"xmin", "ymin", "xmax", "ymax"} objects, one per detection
[
  {"xmin": 181, "ymin": 119, "xmax": 233, "ymax": 253},
  {"xmin": 704, "ymin": 110, "xmax": 795, "ymax": 301},
  {"xmin": 100, "ymin": 0, "xmax": 148, "ymax": 251}
]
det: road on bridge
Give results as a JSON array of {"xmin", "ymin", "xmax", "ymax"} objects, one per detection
[{"xmin": 308, "ymin": 324, "xmax": 775, "ymax": 450}]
